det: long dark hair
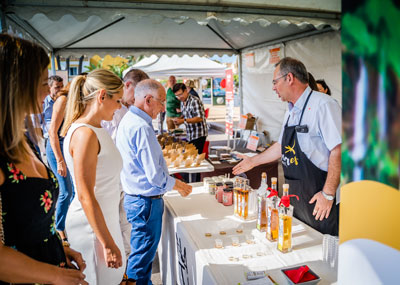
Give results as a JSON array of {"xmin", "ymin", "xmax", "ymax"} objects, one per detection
[
  {"xmin": 316, "ymin": 79, "xmax": 332, "ymax": 95},
  {"xmin": 0, "ymin": 34, "xmax": 50, "ymax": 162}
]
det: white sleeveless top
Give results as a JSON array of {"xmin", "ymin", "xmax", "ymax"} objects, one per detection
[{"xmin": 63, "ymin": 123, "xmax": 125, "ymax": 285}]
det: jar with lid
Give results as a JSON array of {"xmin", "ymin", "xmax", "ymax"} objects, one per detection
[
  {"xmin": 208, "ymin": 181, "xmax": 216, "ymax": 195},
  {"xmin": 215, "ymin": 182, "xmax": 224, "ymax": 203},
  {"xmin": 222, "ymin": 187, "xmax": 233, "ymax": 206}
]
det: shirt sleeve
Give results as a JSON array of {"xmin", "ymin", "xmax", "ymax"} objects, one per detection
[
  {"xmin": 135, "ymin": 127, "xmax": 176, "ymax": 192},
  {"xmin": 278, "ymin": 111, "xmax": 289, "ymax": 145},
  {"xmin": 318, "ymin": 100, "xmax": 342, "ymax": 151},
  {"xmin": 191, "ymin": 98, "xmax": 204, "ymax": 118}
]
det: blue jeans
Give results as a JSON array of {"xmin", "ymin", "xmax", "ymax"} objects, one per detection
[
  {"xmin": 124, "ymin": 194, "xmax": 164, "ymax": 285},
  {"xmin": 45, "ymin": 139, "xmax": 74, "ymax": 231}
]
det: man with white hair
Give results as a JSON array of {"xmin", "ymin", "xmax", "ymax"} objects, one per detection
[{"xmin": 116, "ymin": 79, "xmax": 192, "ymax": 285}]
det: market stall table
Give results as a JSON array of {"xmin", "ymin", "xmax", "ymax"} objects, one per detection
[
  {"xmin": 201, "ymin": 159, "xmax": 278, "ymax": 189},
  {"xmin": 168, "ymin": 159, "xmax": 215, "ymax": 183},
  {"xmin": 158, "ymin": 183, "xmax": 338, "ymax": 285}
]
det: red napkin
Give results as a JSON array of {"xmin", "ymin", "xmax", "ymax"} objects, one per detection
[{"xmin": 284, "ymin": 265, "xmax": 317, "ymax": 284}]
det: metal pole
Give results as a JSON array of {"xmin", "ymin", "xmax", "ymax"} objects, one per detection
[
  {"xmin": 78, "ymin": 55, "xmax": 84, "ymax": 75},
  {"xmin": 0, "ymin": 2, "xmax": 7, "ymax": 34},
  {"xmin": 238, "ymin": 53, "xmax": 243, "ymax": 116},
  {"xmin": 50, "ymin": 52, "xmax": 56, "ymax": 76}
]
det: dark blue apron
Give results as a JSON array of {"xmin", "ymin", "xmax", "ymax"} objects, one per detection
[{"xmin": 281, "ymin": 91, "xmax": 339, "ymax": 235}]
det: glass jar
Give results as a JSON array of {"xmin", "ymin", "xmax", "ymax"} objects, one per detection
[
  {"xmin": 215, "ymin": 182, "xmax": 224, "ymax": 203},
  {"xmin": 222, "ymin": 188, "xmax": 233, "ymax": 206},
  {"xmin": 208, "ymin": 181, "xmax": 216, "ymax": 195}
]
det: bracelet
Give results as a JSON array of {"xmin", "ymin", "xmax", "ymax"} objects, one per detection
[{"xmin": 57, "ymin": 160, "xmax": 64, "ymax": 165}]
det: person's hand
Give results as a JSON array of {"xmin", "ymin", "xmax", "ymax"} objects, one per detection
[
  {"xmin": 52, "ymin": 267, "xmax": 87, "ymax": 285},
  {"xmin": 175, "ymin": 180, "xmax": 192, "ymax": 197},
  {"xmin": 176, "ymin": 108, "xmax": 181, "ymax": 113},
  {"xmin": 57, "ymin": 160, "xmax": 67, "ymax": 177},
  {"xmin": 232, "ymin": 156, "xmax": 255, "ymax": 175},
  {"xmin": 309, "ymin": 191, "xmax": 334, "ymax": 221},
  {"xmin": 173, "ymin": 118, "xmax": 184, "ymax": 125},
  {"xmin": 102, "ymin": 242, "xmax": 123, "ymax": 269},
  {"xmin": 64, "ymin": 247, "xmax": 86, "ymax": 272}
]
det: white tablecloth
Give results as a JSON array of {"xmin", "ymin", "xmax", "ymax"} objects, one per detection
[{"xmin": 158, "ymin": 183, "xmax": 338, "ymax": 284}]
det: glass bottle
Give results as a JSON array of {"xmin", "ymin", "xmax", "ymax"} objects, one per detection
[
  {"xmin": 277, "ymin": 184, "xmax": 298, "ymax": 253},
  {"xmin": 256, "ymin": 172, "xmax": 269, "ymax": 231},
  {"xmin": 241, "ymin": 180, "xmax": 249, "ymax": 219},
  {"xmin": 266, "ymin": 177, "xmax": 279, "ymax": 241}
]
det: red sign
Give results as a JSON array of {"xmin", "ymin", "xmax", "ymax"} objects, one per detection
[
  {"xmin": 225, "ymin": 69, "xmax": 233, "ymax": 92},
  {"xmin": 246, "ymin": 135, "xmax": 259, "ymax": 151},
  {"xmin": 239, "ymin": 114, "xmax": 248, "ymax": 129}
]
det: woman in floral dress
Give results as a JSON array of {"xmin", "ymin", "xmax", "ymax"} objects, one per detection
[{"xmin": 0, "ymin": 34, "xmax": 87, "ymax": 285}]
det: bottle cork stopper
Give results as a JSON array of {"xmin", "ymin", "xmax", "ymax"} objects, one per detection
[
  {"xmin": 271, "ymin": 177, "xmax": 277, "ymax": 183},
  {"xmin": 283, "ymin": 184, "xmax": 289, "ymax": 189}
]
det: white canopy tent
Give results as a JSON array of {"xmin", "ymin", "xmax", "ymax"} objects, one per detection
[
  {"xmin": 130, "ymin": 54, "xmax": 226, "ymax": 78},
  {"xmin": 1, "ymin": 0, "xmax": 341, "ymax": 140}
]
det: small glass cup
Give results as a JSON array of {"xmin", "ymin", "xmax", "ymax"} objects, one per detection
[
  {"xmin": 246, "ymin": 234, "xmax": 255, "ymax": 244},
  {"xmin": 215, "ymin": 239, "xmax": 223, "ymax": 249},
  {"xmin": 231, "ymin": 236, "xmax": 240, "ymax": 246}
]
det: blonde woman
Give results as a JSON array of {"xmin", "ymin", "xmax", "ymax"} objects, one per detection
[
  {"xmin": 0, "ymin": 34, "xmax": 86, "ymax": 284},
  {"xmin": 61, "ymin": 69, "xmax": 125, "ymax": 284}
]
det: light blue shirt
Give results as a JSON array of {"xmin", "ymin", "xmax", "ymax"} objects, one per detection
[
  {"xmin": 278, "ymin": 86, "xmax": 342, "ymax": 172},
  {"xmin": 116, "ymin": 106, "xmax": 176, "ymax": 196},
  {"xmin": 42, "ymin": 95, "xmax": 54, "ymax": 138}
]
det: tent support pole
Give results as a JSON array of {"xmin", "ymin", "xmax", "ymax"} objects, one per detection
[
  {"xmin": 238, "ymin": 53, "xmax": 243, "ymax": 116},
  {"xmin": 78, "ymin": 55, "xmax": 84, "ymax": 75},
  {"xmin": 1, "ymin": 2, "xmax": 6, "ymax": 34},
  {"xmin": 50, "ymin": 52, "xmax": 56, "ymax": 76},
  {"xmin": 206, "ymin": 24, "xmax": 238, "ymax": 53}
]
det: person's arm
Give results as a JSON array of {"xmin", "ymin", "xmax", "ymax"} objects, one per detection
[
  {"xmin": 49, "ymin": 96, "xmax": 67, "ymax": 177},
  {"xmin": 0, "ymin": 170, "xmax": 87, "ymax": 284},
  {"xmin": 0, "ymin": 243, "xmax": 87, "ymax": 285},
  {"xmin": 309, "ymin": 144, "xmax": 341, "ymax": 221},
  {"xmin": 308, "ymin": 99, "xmax": 342, "ymax": 220},
  {"xmin": 136, "ymin": 127, "xmax": 190, "ymax": 196},
  {"xmin": 69, "ymin": 127, "xmax": 122, "ymax": 269},
  {"xmin": 232, "ymin": 142, "xmax": 281, "ymax": 175}
]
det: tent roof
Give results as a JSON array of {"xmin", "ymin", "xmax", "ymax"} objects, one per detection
[
  {"xmin": 4, "ymin": 0, "xmax": 341, "ymax": 58},
  {"xmin": 128, "ymin": 54, "xmax": 226, "ymax": 78}
]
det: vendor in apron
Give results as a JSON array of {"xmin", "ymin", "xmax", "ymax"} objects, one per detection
[{"xmin": 233, "ymin": 57, "xmax": 341, "ymax": 236}]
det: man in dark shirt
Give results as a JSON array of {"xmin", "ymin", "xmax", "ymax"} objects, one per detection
[{"xmin": 172, "ymin": 83, "xmax": 208, "ymax": 154}]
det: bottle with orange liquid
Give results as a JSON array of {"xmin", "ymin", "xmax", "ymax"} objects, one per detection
[
  {"xmin": 256, "ymin": 172, "xmax": 269, "ymax": 231},
  {"xmin": 277, "ymin": 184, "xmax": 299, "ymax": 253},
  {"xmin": 266, "ymin": 177, "xmax": 279, "ymax": 241}
]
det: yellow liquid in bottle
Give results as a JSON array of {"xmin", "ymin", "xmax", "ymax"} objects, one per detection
[
  {"xmin": 257, "ymin": 197, "xmax": 267, "ymax": 231},
  {"xmin": 266, "ymin": 208, "xmax": 279, "ymax": 241},
  {"xmin": 278, "ymin": 214, "xmax": 292, "ymax": 253},
  {"xmin": 242, "ymin": 190, "xmax": 249, "ymax": 219}
]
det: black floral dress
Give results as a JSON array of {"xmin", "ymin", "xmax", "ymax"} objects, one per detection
[{"xmin": 0, "ymin": 148, "xmax": 67, "ymax": 284}]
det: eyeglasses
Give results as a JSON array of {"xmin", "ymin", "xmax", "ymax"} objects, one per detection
[
  {"xmin": 175, "ymin": 91, "xmax": 184, "ymax": 97},
  {"xmin": 272, "ymin": 73, "xmax": 288, "ymax": 85},
  {"xmin": 150, "ymin": 95, "xmax": 166, "ymax": 106}
]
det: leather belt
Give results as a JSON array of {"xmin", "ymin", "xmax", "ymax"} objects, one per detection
[{"xmin": 131, "ymin": 194, "xmax": 164, "ymax": 199}]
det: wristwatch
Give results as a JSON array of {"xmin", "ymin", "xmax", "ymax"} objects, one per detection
[
  {"xmin": 321, "ymin": 190, "xmax": 335, "ymax": 201},
  {"xmin": 184, "ymin": 118, "xmax": 187, "ymax": 123}
]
